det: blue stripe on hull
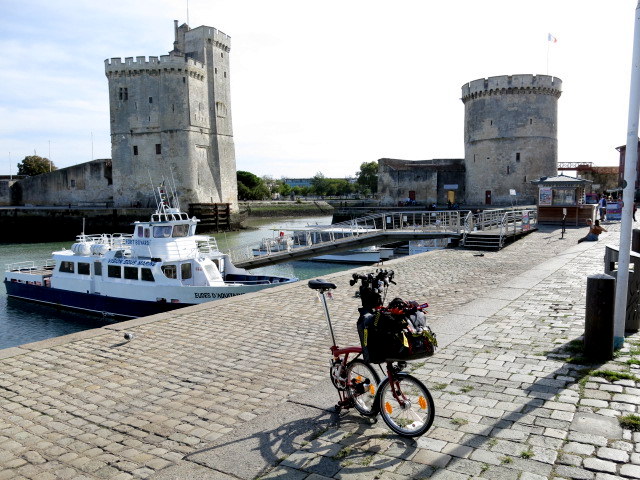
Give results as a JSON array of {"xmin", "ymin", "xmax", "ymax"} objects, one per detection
[{"xmin": 4, "ymin": 281, "xmax": 191, "ymax": 319}]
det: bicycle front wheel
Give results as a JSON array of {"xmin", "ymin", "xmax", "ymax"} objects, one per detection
[
  {"xmin": 346, "ymin": 359, "xmax": 380, "ymax": 417},
  {"xmin": 378, "ymin": 373, "xmax": 434, "ymax": 437}
]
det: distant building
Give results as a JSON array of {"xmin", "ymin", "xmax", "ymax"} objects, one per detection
[
  {"xmin": 377, "ymin": 159, "xmax": 465, "ymax": 206},
  {"xmin": 616, "ymin": 142, "xmax": 640, "ymax": 197},
  {"xmin": 283, "ymin": 178, "xmax": 313, "ymax": 189}
]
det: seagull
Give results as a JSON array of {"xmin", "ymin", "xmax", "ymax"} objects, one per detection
[{"xmin": 124, "ymin": 332, "xmax": 134, "ymax": 341}]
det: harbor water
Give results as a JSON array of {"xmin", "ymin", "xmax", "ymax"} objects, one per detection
[{"xmin": 0, "ymin": 215, "xmax": 356, "ymax": 350}]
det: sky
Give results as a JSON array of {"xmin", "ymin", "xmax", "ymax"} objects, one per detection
[{"xmin": 0, "ymin": 0, "xmax": 637, "ymax": 179}]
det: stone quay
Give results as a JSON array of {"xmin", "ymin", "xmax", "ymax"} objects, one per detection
[{"xmin": 1, "ymin": 221, "xmax": 640, "ymax": 479}]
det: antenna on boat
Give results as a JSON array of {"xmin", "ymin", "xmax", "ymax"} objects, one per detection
[
  {"xmin": 148, "ymin": 170, "xmax": 161, "ymax": 210},
  {"xmin": 169, "ymin": 168, "xmax": 180, "ymax": 211}
]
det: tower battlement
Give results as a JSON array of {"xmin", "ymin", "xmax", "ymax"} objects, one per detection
[
  {"xmin": 461, "ymin": 74, "xmax": 562, "ymax": 103},
  {"xmin": 104, "ymin": 55, "xmax": 205, "ymax": 78},
  {"xmin": 187, "ymin": 25, "xmax": 231, "ymax": 52}
]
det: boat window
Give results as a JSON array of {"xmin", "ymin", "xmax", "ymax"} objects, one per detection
[
  {"xmin": 108, "ymin": 265, "xmax": 121, "ymax": 278},
  {"xmin": 153, "ymin": 226, "xmax": 172, "ymax": 238},
  {"xmin": 144, "ymin": 228, "xmax": 150, "ymax": 238},
  {"xmin": 137, "ymin": 226, "xmax": 144, "ymax": 237},
  {"xmin": 172, "ymin": 224, "xmax": 189, "ymax": 237},
  {"xmin": 78, "ymin": 263, "xmax": 90, "ymax": 275},
  {"xmin": 161, "ymin": 264, "xmax": 177, "ymax": 279},
  {"xmin": 59, "ymin": 261, "xmax": 74, "ymax": 273},
  {"xmin": 94, "ymin": 262, "xmax": 102, "ymax": 276},
  {"xmin": 124, "ymin": 266, "xmax": 138, "ymax": 280},
  {"xmin": 181, "ymin": 262, "xmax": 192, "ymax": 280},
  {"xmin": 141, "ymin": 268, "xmax": 154, "ymax": 282}
]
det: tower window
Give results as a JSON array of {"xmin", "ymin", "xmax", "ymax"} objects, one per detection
[
  {"xmin": 215, "ymin": 68, "xmax": 217, "ymax": 74},
  {"xmin": 149, "ymin": 97, "xmax": 153, "ymax": 104},
  {"xmin": 224, "ymin": 72, "xmax": 227, "ymax": 78},
  {"xmin": 530, "ymin": 118, "xmax": 533, "ymax": 125},
  {"xmin": 221, "ymin": 52, "xmax": 224, "ymax": 58},
  {"xmin": 507, "ymin": 166, "xmax": 510, "ymax": 175},
  {"xmin": 490, "ymin": 120, "xmax": 493, "ymax": 126},
  {"xmin": 155, "ymin": 144, "xmax": 162, "ymax": 155},
  {"xmin": 133, "ymin": 146, "xmax": 138, "ymax": 156},
  {"xmin": 183, "ymin": 77, "xmax": 186, "ymax": 83},
  {"xmin": 119, "ymin": 87, "xmax": 128, "ymax": 101},
  {"xmin": 516, "ymin": 152, "xmax": 520, "ymax": 162}
]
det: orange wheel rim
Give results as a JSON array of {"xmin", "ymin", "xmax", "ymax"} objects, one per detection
[
  {"xmin": 418, "ymin": 396, "xmax": 427, "ymax": 409},
  {"xmin": 385, "ymin": 402, "xmax": 393, "ymax": 414},
  {"xmin": 369, "ymin": 384, "xmax": 376, "ymax": 395},
  {"xmin": 356, "ymin": 375, "xmax": 363, "ymax": 382}
]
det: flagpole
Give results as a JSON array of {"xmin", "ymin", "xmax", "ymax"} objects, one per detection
[
  {"xmin": 547, "ymin": 40, "xmax": 550, "ymax": 75},
  {"xmin": 614, "ymin": 0, "xmax": 640, "ymax": 349}
]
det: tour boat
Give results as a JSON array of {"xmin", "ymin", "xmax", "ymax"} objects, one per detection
[{"xmin": 4, "ymin": 188, "xmax": 297, "ymax": 319}]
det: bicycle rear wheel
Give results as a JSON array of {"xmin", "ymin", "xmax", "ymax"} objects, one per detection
[
  {"xmin": 346, "ymin": 359, "xmax": 380, "ymax": 417},
  {"xmin": 378, "ymin": 372, "xmax": 434, "ymax": 437}
]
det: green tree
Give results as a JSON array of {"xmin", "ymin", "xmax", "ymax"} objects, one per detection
[
  {"xmin": 356, "ymin": 161, "xmax": 378, "ymax": 194},
  {"xmin": 311, "ymin": 172, "xmax": 331, "ymax": 196},
  {"xmin": 237, "ymin": 170, "xmax": 270, "ymax": 200},
  {"xmin": 17, "ymin": 155, "xmax": 57, "ymax": 176}
]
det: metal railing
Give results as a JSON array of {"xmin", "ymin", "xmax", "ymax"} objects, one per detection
[
  {"xmin": 462, "ymin": 207, "xmax": 538, "ymax": 247},
  {"xmin": 224, "ymin": 210, "xmax": 464, "ymax": 263}
]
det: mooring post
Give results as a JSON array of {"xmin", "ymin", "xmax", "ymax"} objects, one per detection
[
  {"xmin": 632, "ymin": 228, "xmax": 640, "ymax": 253},
  {"xmin": 584, "ymin": 274, "xmax": 616, "ymax": 362}
]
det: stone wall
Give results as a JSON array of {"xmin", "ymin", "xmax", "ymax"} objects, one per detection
[
  {"xmin": 377, "ymin": 158, "xmax": 465, "ymax": 205},
  {"xmin": 11, "ymin": 160, "xmax": 113, "ymax": 206}
]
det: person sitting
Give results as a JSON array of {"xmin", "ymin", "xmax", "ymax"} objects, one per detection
[{"xmin": 578, "ymin": 219, "xmax": 607, "ymax": 243}]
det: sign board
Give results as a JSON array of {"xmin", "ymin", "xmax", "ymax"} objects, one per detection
[
  {"xmin": 539, "ymin": 187, "xmax": 552, "ymax": 206},
  {"xmin": 607, "ymin": 202, "xmax": 622, "ymax": 221},
  {"xmin": 443, "ymin": 184, "xmax": 458, "ymax": 190},
  {"xmin": 509, "ymin": 189, "xmax": 516, "ymax": 196}
]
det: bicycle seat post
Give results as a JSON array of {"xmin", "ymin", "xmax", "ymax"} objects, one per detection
[
  {"xmin": 318, "ymin": 289, "xmax": 338, "ymax": 348},
  {"xmin": 308, "ymin": 279, "xmax": 339, "ymax": 349}
]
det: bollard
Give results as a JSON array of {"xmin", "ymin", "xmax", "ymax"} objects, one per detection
[
  {"xmin": 633, "ymin": 229, "xmax": 640, "ymax": 254},
  {"xmin": 584, "ymin": 274, "xmax": 615, "ymax": 361}
]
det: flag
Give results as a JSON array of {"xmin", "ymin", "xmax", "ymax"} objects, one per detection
[{"xmin": 548, "ymin": 33, "xmax": 558, "ymax": 43}]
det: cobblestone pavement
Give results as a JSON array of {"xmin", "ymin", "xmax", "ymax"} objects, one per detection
[{"xmin": 1, "ymin": 221, "xmax": 639, "ymax": 479}]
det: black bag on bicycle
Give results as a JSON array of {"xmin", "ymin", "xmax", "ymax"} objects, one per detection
[{"xmin": 358, "ymin": 303, "xmax": 437, "ymax": 363}]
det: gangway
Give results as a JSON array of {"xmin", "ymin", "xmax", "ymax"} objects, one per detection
[{"xmin": 218, "ymin": 208, "xmax": 537, "ymax": 269}]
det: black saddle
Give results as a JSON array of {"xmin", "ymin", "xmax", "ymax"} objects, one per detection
[{"xmin": 308, "ymin": 279, "xmax": 337, "ymax": 290}]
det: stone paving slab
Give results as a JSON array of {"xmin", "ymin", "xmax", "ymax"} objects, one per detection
[{"xmin": 1, "ymin": 221, "xmax": 639, "ymax": 480}]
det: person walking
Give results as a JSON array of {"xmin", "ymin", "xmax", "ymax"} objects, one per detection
[
  {"xmin": 577, "ymin": 219, "xmax": 607, "ymax": 243},
  {"xmin": 598, "ymin": 195, "xmax": 607, "ymax": 221}
]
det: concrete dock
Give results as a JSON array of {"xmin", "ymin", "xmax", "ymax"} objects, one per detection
[{"xmin": 1, "ymin": 222, "xmax": 639, "ymax": 479}]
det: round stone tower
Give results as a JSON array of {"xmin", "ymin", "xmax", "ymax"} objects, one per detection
[{"xmin": 461, "ymin": 74, "xmax": 562, "ymax": 205}]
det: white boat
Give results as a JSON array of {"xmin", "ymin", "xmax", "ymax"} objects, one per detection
[
  {"xmin": 310, "ymin": 246, "xmax": 395, "ymax": 264},
  {"xmin": 4, "ymin": 187, "xmax": 297, "ymax": 318}
]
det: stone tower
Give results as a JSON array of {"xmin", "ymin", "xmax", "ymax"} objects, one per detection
[
  {"xmin": 105, "ymin": 21, "xmax": 238, "ymax": 210},
  {"xmin": 461, "ymin": 74, "xmax": 562, "ymax": 205}
]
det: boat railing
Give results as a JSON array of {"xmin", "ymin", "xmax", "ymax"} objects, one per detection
[
  {"xmin": 5, "ymin": 260, "xmax": 55, "ymax": 273},
  {"xmin": 197, "ymin": 237, "xmax": 219, "ymax": 255},
  {"xmin": 74, "ymin": 233, "xmax": 134, "ymax": 250}
]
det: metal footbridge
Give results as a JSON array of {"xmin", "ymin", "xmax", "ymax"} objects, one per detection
[{"xmin": 222, "ymin": 208, "xmax": 537, "ymax": 269}]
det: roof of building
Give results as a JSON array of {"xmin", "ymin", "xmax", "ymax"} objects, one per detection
[{"xmin": 530, "ymin": 174, "xmax": 592, "ymax": 186}]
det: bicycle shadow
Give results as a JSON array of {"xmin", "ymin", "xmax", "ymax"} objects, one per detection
[
  {"xmin": 182, "ymin": 394, "xmax": 415, "ymax": 479},
  {"xmin": 180, "ymin": 337, "xmax": 620, "ymax": 480}
]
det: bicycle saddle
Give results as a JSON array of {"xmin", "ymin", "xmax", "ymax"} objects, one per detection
[{"xmin": 308, "ymin": 279, "xmax": 337, "ymax": 290}]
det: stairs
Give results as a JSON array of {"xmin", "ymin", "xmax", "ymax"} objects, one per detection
[{"xmin": 462, "ymin": 232, "xmax": 502, "ymax": 250}]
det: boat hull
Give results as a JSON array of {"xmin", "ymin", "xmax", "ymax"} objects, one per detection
[{"xmin": 5, "ymin": 281, "xmax": 195, "ymax": 319}]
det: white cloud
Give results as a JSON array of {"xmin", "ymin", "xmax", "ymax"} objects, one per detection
[{"xmin": 0, "ymin": 0, "xmax": 635, "ymax": 177}]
